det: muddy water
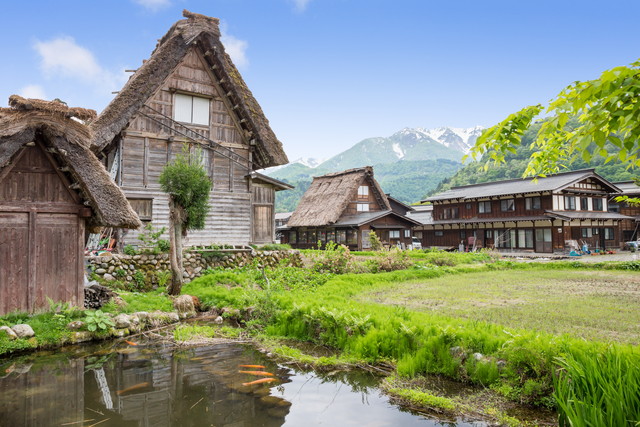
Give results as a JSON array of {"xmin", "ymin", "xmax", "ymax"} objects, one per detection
[{"xmin": 0, "ymin": 341, "xmax": 484, "ymax": 426}]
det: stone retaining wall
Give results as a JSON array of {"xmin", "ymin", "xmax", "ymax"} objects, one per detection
[{"xmin": 86, "ymin": 250, "xmax": 302, "ymax": 285}]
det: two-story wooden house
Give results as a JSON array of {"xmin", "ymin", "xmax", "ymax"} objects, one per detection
[
  {"xmin": 418, "ymin": 169, "xmax": 631, "ymax": 253},
  {"xmin": 90, "ymin": 10, "xmax": 290, "ymax": 247},
  {"xmin": 612, "ymin": 181, "xmax": 640, "ymax": 242},
  {"xmin": 282, "ymin": 167, "xmax": 420, "ymax": 250}
]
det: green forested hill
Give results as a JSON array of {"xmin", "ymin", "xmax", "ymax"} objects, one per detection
[{"xmin": 427, "ymin": 122, "xmax": 637, "ymax": 198}]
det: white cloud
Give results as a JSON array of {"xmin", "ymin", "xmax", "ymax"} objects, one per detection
[
  {"xmin": 33, "ymin": 36, "xmax": 125, "ymax": 94},
  {"xmin": 133, "ymin": 0, "xmax": 171, "ymax": 11},
  {"xmin": 290, "ymin": 0, "xmax": 312, "ymax": 12},
  {"xmin": 221, "ymin": 31, "xmax": 249, "ymax": 69},
  {"xmin": 19, "ymin": 85, "xmax": 47, "ymax": 100}
]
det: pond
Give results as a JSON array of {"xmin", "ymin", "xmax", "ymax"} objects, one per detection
[{"xmin": 0, "ymin": 340, "xmax": 486, "ymax": 426}]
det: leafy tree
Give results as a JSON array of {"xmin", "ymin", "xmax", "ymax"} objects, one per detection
[
  {"xmin": 159, "ymin": 146, "xmax": 212, "ymax": 295},
  {"xmin": 470, "ymin": 59, "xmax": 640, "ymax": 178}
]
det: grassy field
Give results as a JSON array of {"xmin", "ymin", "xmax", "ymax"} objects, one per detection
[{"xmin": 360, "ymin": 269, "xmax": 640, "ymax": 344}]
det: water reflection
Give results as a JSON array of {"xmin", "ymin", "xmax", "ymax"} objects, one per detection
[{"xmin": 0, "ymin": 342, "xmax": 483, "ymax": 426}]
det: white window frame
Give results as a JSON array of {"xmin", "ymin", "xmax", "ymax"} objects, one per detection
[
  {"xmin": 356, "ymin": 203, "xmax": 370, "ymax": 212},
  {"xmin": 389, "ymin": 230, "xmax": 400, "ymax": 239},
  {"xmin": 358, "ymin": 186, "xmax": 369, "ymax": 197},
  {"xmin": 404, "ymin": 229, "xmax": 411, "ymax": 238},
  {"xmin": 174, "ymin": 93, "xmax": 210, "ymax": 126}
]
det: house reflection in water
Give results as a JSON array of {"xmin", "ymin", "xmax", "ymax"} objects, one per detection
[{"xmin": 0, "ymin": 343, "xmax": 292, "ymax": 427}]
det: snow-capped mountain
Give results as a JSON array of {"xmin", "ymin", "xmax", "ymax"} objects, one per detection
[
  {"xmin": 291, "ymin": 157, "xmax": 325, "ymax": 168},
  {"xmin": 395, "ymin": 126, "xmax": 483, "ymax": 154}
]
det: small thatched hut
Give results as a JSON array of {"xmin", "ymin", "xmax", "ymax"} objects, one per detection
[
  {"xmin": 90, "ymin": 10, "xmax": 290, "ymax": 247},
  {"xmin": 0, "ymin": 96, "xmax": 140, "ymax": 314},
  {"xmin": 283, "ymin": 167, "xmax": 420, "ymax": 250}
]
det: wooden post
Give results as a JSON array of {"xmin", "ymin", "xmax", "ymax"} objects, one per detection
[{"xmin": 167, "ymin": 197, "xmax": 185, "ymax": 295}]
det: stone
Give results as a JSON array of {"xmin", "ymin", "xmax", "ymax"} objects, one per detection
[
  {"xmin": 167, "ymin": 312, "xmax": 180, "ymax": 323},
  {"xmin": 113, "ymin": 314, "xmax": 132, "ymax": 329},
  {"xmin": 173, "ymin": 295, "xmax": 196, "ymax": 318},
  {"xmin": 110, "ymin": 328, "xmax": 129, "ymax": 337},
  {"xmin": 12, "ymin": 324, "xmax": 35, "ymax": 338},
  {"xmin": 95, "ymin": 268, "xmax": 107, "ymax": 275},
  {"xmin": 66, "ymin": 321, "xmax": 85, "ymax": 330},
  {"xmin": 112, "ymin": 296, "xmax": 128, "ymax": 308},
  {"xmin": 214, "ymin": 316, "xmax": 223, "ymax": 324},
  {"xmin": 107, "ymin": 266, "xmax": 115, "ymax": 274},
  {"xmin": 450, "ymin": 346, "xmax": 465, "ymax": 359},
  {"xmin": 100, "ymin": 263, "xmax": 109, "ymax": 268},
  {"xmin": 102, "ymin": 273, "xmax": 116, "ymax": 282},
  {"xmin": 133, "ymin": 255, "xmax": 141, "ymax": 260},
  {"xmin": 473, "ymin": 352, "xmax": 485, "ymax": 362},
  {"xmin": 71, "ymin": 331, "xmax": 93, "ymax": 343},
  {"xmin": 0, "ymin": 326, "xmax": 17, "ymax": 340}
]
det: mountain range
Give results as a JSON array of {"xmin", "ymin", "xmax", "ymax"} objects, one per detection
[{"xmin": 266, "ymin": 126, "xmax": 483, "ymax": 212}]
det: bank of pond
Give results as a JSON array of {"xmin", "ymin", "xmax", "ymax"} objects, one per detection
[{"xmin": 1, "ymin": 256, "xmax": 639, "ymax": 425}]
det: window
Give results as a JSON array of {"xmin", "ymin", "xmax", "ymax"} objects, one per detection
[
  {"xmin": 128, "ymin": 198, "xmax": 153, "ymax": 221},
  {"xmin": 581, "ymin": 228, "xmax": 593, "ymax": 238},
  {"xmin": 434, "ymin": 230, "xmax": 444, "ymax": 237},
  {"xmin": 485, "ymin": 230, "xmax": 493, "ymax": 239},
  {"xmin": 466, "ymin": 203, "xmax": 472, "ymax": 210},
  {"xmin": 347, "ymin": 229, "xmax": 358, "ymax": 245},
  {"xmin": 357, "ymin": 203, "xmax": 370, "ymax": 212},
  {"xmin": 564, "ymin": 196, "xmax": 576, "ymax": 210},
  {"xmin": 357, "ymin": 186, "xmax": 369, "ymax": 197},
  {"xmin": 389, "ymin": 230, "xmax": 400, "ymax": 239},
  {"xmin": 478, "ymin": 201, "xmax": 492, "ymax": 213},
  {"xmin": 580, "ymin": 197, "xmax": 589, "ymax": 211},
  {"xmin": 604, "ymin": 228, "xmax": 614, "ymax": 240},
  {"xmin": 518, "ymin": 229, "xmax": 534, "ymax": 248},
  {"xmin": 459, "ymin": 230, "xmax": 466, "ymax": 239},
  {"xmin": 318, "ymin": 230, "xmax": 326, "ymax": 242},
  {"xmin": 525, "ymin": 197, "xmax": 541, "ymax": 210},
  {"xmin": 414, "ymin": 231, "xmax": 423, "ymax": 239},
  {"xmin": 608, "ymin": 203, "xmax": 620, "ymax": 213},
  {"xmin": 404, "ymin": 229, "xmax": 411, "ymax": 238},
  {"xmin": 337, "ymin": 230, "xmax": 346, "ymax": 244},
  {"xmin": 592, "ymin": 198, "xmax": 603, "ymax": 211},
  {"xmin": 500, "ymin": 199, "xmax": 515, "ymax": 212},
  {"xmin": 289, "ymin": 231, "xmax": 297, "ymax": 243},
  {"xmin": 444, "ymin": 207, "xmax": 460, "ymax": 219},
  {"xmin": 299, "ymin": 231, "xmax": 308, "ymax": 244},
  {"xmin": 174, "ymin": 93, "xmax": 210, "ymax": 126}
]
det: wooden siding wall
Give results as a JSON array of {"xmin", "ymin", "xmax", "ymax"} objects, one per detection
[
  {"xmin": 116, "ymin": 46, "xmax": 259, "ymax": 246},
  {"xmin": 0, "ymin": 145, "xmax": 84, "ymax": 314},
  {"xmin": 432, "ymin": 194, "xmax": 551, "ymax": 221}
]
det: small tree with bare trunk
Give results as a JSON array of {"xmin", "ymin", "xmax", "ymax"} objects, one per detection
[{"xmin": 159, "ymin": 146, "xmax": 212, "ymax": 295}]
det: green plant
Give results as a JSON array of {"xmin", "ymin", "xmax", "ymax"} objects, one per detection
[
  {"xmin": 157, "ymin": 270, "xmax": 171, "ymax": 288},
  {"xmin": 369, "ymin": 231, "xmax": 383, "ymax": 251},
  {"xmin": 312, "ymin": 241, "xmax": 354, "ymax": 274},
  {"xmin": 132, "ymin": 271, "xmax": 147, "ymax": 291},
  {"xmin": 123, "ymin": 245, "xmax": 137, "ymax": 256},
  {"xmin": 114, "ymin": 269, "xmax": 127, "ymax": 279},
  {"xmin": 138, "ymin": 223, "xmax": 169, "ymax": 254},
  {"xmin": 84, "ymin": 310, "xmax": 114, "ymax": 332},
  {"xmin": 257, "ymin": 243, "xmax": 292, "ymax": 251}
]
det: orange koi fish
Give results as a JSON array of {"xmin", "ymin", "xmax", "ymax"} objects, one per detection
[
  {"xmin": 238, "ymin": 370, "xmax": 274, "ymax": 376},
  {"xmin": 242, "ymin": 377, "xmax": 277, "ymax": 386},
  {"xmin": 238, "ymin": 364, "xmax": 266, "ymax": 369},
  {"xmin": 124, "ymin": 340, "xmax": 138, "ymax": 346},
  {"xmin": 117, "ymin": 382, "xmax": 151, "ymax": 396}
]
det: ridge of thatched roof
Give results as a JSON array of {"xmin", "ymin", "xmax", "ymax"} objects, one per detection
[
  {"xmin": 288, "ymin": 166, "xmax": 391, "ymax": 227},
  {"xmin": 90, "ymin": 9, "xmax": 288, "ymax": 169},
  {"xmin": 8, "ymin": 95, "xmax": 97, "ymax": 122},
  {"xmin": 0, "ymin": 98, "xmax": 141, "ymax": 229}
]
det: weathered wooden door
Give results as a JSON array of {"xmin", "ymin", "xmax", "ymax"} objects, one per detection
[
  {"xmin": 252, "ymin": 205, "xmax": 273, "ymax": 244},
  {"xmin": 0, "ymin": 144, "xmax": 84, "ymax": 314},
  {"xmin": 535, "ymin": 228, "xmax": 552, "ymax": 253}
]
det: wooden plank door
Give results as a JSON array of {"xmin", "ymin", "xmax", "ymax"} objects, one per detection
[
  {"xmin": 252, "ymin": 205, "xmax": 273, "ymax": 244},
  {"xmin": 0, "ymin": 212, "xmax": 30, "ymax": 314}
]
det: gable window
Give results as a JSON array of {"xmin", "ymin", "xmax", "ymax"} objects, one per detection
[
  {"xmin": 128, "ymin": 198, "xmax": 153, "ymax": 222},
  {"xmin": 500, "ymin": 199, "xmax": 515, "ymax": 212},
  {"xmin": 592, "ymin": 198, "xmax": 603, "ymax": 211},
  {"xmin": 174, "ymin": 93, "xmax": 210, "ymax": 126},
  {"xmin": 525, "ymin": 197, "xmax": 541, "ymax": 210},
  {"xmin": 357, "ymin": 203, "xmax": 370, "ymax": 212},
  {"xmin": 357, "ymin": 186, "xmax": 369, "ymax": 197},
  {"xmin": 580, "ymin": 197, "xmax": 589, "ymax": 211},
  {"xmin": 478, "ymin": 201, "xmax": 492, "ymax": 213},
  {"xmin": 564, "ymin": 196, "xmax": 576, "ymax": 210}
]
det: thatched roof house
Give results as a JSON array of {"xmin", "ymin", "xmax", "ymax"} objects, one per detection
[
  {"xmin": 284, "ymin": 167, "xmax": 420, "ymax": 250},
  {"xmin": 0, "ymin": 96, "xmax": 140, "ymax": 229},
  {"xmin": 90, "ymin": 9, "xmax": 287, "ymax": 169},
  {"xmin": 0, "ymin": 96, "xmax": 140, "ymax": 314}
]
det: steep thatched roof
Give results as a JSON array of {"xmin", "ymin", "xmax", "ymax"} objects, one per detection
[
  {"xmin": 90, "ymin": 9, "xmax": 288, "ymax": 169},
  {"xmin": 0, "ymin": 97, "xmax": 141, "ymax": 229},
  {"xmin": 288, "ymin": 166, "xmax": 391, "ymax": 227}
]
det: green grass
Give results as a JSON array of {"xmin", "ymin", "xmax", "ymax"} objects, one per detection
[
  {"xmin": 385, "ymin": 387, "xmax": 456, "ymax": 411},
  {"xmin": 358, "ymin": 269, "xmax": 640, "ymax": 344},
  {"xmin": 102, "ymin": 289, "xmax": 174, "ymax": 314}
]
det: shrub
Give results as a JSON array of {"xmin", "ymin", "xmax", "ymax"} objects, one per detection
[
  {"xmin": 123, "ymin": 245, "xmax": 137, "ymax": 256},
  {"xmin": 312, "ymin": 241, "xmax": 354, "ymax": 274}
]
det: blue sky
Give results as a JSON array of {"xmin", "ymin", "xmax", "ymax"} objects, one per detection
[{"xmin": 1, "ymin": 1, "xmax": 639, "ymax": 161}]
